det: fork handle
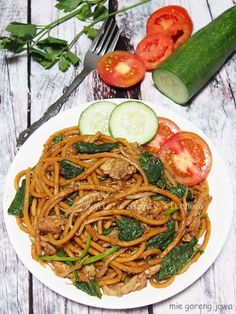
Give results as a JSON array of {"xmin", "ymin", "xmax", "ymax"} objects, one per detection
[{"xmin": 17, "ymin": 68, "xmax": 91, "ymax": 147}]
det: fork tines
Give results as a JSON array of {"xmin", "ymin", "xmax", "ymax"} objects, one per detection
[{"xmin": 91, "ymin": 18, "xmax": 122, "ymax": 55}]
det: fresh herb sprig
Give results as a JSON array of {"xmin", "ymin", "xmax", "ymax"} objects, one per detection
[{"xmin": 0, "ymin": 0, "xmax": 150, "ymax": 72}]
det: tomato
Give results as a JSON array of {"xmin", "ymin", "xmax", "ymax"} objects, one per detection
[
  {"xmin": 135, "ymin": 33, "xmax": 174, "ymax": 70},
  {"xmin": 97, "ymin": 51, "xmax": 146, "ymax": 88},
  {"xmin": 146, "ymin": 5, "xmax": 193, "ymax": 49},
  {"xmin": 144, "ymin": 117, "xmax": 180, "ymax": 154},
  {"xmin": 158, "ymin": 132, "xmax": 212, "ymax": 186}
]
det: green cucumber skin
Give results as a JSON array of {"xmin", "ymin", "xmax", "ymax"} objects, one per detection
[{"xmin": 153, "ymin": 6, "xmax": 236, "ymax": 104}]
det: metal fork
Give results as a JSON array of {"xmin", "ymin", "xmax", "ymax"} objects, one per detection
[{"xmin": 17, "ymin": 18, "xmax": 121, "ymax": 147}]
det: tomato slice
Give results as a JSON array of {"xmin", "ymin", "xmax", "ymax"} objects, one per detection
[
  {"xmin": 146, "ymin": 5, "xmax": 193, "ymax": 49},
  {"xmin": 158, "ymin": 132, "xmax": 212, "ymax": 186},
  {"xmin": 144, "ymin": 117, "xmax": 180, "ymax": 154},
  {"xmin": 135, "ymin": 33, "xmax": 174, "ymax": 70},
  {"xmin": 97, "ymin": 51, "xmax": 146, "ymax": 88}
]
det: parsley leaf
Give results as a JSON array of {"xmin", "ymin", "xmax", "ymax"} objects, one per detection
[
  {"xmin": 6, "ymin": 22, "xmax": 37, "ymax": 40},
  {"xmin": 64, "ymin": 51, "xmax": 80, "ymax": 65},
  {"xmin": 36, "ymin": 36, "xmax": 68, "ymax": 53},
  {"xmin": 55, "ymin": 0, "xmax": 83, "ymax": 12},
  {"xmin": 59, "ymin": 55, "xmax": 70, "ymax": 72},
  {"xmin": 29, "ymin": 47, "xmax": 56, "ymax": 69},
  {"xmin": 76, "ymin": 4, "xmax": 92, "ymax": 21},
  {"xmin": 0, "ymin": 36, "xmax": 25, "ymax": 53},
  {"xmin": 83, "ymin": 26, "xmax": 98, "ymax": 39},
  {"xmin": 93, "ymin": 4, "xmax": 108, "ymax": 20}
]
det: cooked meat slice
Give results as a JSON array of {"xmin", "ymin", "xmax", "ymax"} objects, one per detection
[
  {"xmin": 100, "ymin": 158, "xmax": 136, "ymax": 180},
  {"xmin": 144, "ymin": 264, "xmax": 161, "ymax": 278},
  {"xmin": 41, "ymin": 241, "xmax": 56, "ymax": 255},
  {"xmin": 52, "ymin": 261, "xmax": 70, "ymax": 277},
  {"xmin": 102, "ymin": 273, "xmax": 147, "ymax": 296},
  {"xmin": 127, "ymin": 196, "xmax": 154, "ymax": 215},
  {"xmin": 69, "ymin": 192, "xmax": 103, "ymax": 214},
  {"xmin": 37, "ymin": 215, "xmax": 66, "ymax": 234},
  {"xmin": 80, "ymin": 265, "xmax": 96, "ymax": 281}
]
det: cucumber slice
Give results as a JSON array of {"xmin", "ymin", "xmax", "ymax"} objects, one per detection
[
  {"xmin": 109, "ymin": 101, "xmax": 158, "ymax": 144},
  {"xmin": 79, "ymin": 101, "xmax": 116, "ymax": 135}
]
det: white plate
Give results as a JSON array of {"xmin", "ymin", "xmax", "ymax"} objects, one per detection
[{"xmin": 3, "ymin": 99, "xmax": 233, "ymax": 309}]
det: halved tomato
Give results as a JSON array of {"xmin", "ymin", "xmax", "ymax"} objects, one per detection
[
  {"xmin": 146, "ymin": 5, "xmax": 193, "ymax": 49},
  {"xmin": 158, "ymin": 132, "xmax": 212, "ymax": 186},
  {"xmin": 135, "ymin": 33, "xmax": 174, "ymax": 70},
  {"xmin": 144, "ymin": 117, "xmax": 180, "ymax": 154},
  {"xmin": 97, "ymin": 51, "xmax": 146, "ymax": 88}
]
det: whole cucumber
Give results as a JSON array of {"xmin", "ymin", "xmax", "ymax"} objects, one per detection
[{"xmin": 152, "ymin": 6, "xmax": 236, "ymax": 105}]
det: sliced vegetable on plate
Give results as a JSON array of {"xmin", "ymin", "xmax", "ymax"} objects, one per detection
[
  {"xmin": 108, "ymin": 100, "xmax": 158, "ymax": 145},
  {"xmin": 152, "ymin": 6, "xmax": 236, "ymax": 104},
  {"xmin": 146, "ymin": 5, "xmax": 193, "ymax": 49},
  {"xmin": 144, "ymin": 117, "xmax": 180, "ymax": 155},
  {"xmin": 79, "ymin": 101, "xmax": 116, "ymax": 135},
  {"xmin": 158, "ymin": 132, "xmax": 212, "ymax": 186},
  {"xmin": 97, "ymin": 51, "xmax": 146, "ymax": 88}
]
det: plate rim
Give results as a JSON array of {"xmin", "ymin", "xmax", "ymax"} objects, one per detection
[{"xmin": 3, "ymin": 98, "xmax": 234, "ymax": 309}]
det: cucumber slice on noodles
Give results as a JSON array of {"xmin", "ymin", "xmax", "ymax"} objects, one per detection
[
  {"xmin": 109, "ymin": 101, "xmax": 158, "ymax": 144},
  {"xmin": 79, "ymin": 101, "xmax": 116, "ymax": 135}
]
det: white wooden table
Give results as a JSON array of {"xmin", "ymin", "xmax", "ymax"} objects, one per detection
[{"xmin": 1, "ymin": 1, "xmax": 236, "ymax": 313}]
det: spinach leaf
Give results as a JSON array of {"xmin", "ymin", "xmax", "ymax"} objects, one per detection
[
  {"xmin": 155, "ymin": 239, "xmax": 198, "ymax": 281},
  {"xmin": 169, "ymin": 184, "xmax": 193, "ymax": 200},
  {"xmin": 60, "ymin": 160, "xmax": 84, "ymax": 179},
  {"xmin": 75, "ymin": 142, "xmax": 119, "ymax": 154},
  {"xmin": 8, "ymin": 179, "xmax": 33, "ymax": 216},
  {"xmin": 74, "ymin": 279, "xmax": 102, "ymax": 298},
  {"xmin": 52, "ymin": 134, "xmax": 63, "ymax": 145},
  {"xmin": 116, "ymin": 217, "xmax": 144, "ymax": 242},
  {"xmin": 147, "ymin": 220, "xmax": 176, "ymax": 251},
  {"xmin": 152, "ymin": 194, "xmax": 170, "ymax": 202},
  {"xmin": 139, "ymin": 152, "xmax": 164, "ymax": 184}
]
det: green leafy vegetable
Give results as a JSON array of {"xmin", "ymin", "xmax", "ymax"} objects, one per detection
[
  {"xmin": 6, "ymin": 22, "xmax": 37, "ymax": 40},
  {"xmin": 76, "ymin": 4, "xmax": 92, "ymax": 21},
  {"xmin": 139, "ymin": 152, "xmax": 164, "ymax": 184},
  {"xmin": 83, "ymin": 26, "xmax": 98, "ymax": 39},
  {"xmin": 60, "ymin": 160, "xmax": 84, "ymax": 179},
  {"xmin": 0, "ymin": 36, "xmax": 25, "ymax": 53},
  {"xmin": 64, "ymin": 51, "xmax": 80, "ymax": 65},
  {"xmin": 147, "ymin": 220, "xmax": 176, "ymax": 251},
  {"xmin": 52, "ymin": 134, "xmax": 63, "ymax": 145},
  {"xmin": 116, "ymin": 217, "xmax": 144, "ymax": 242},
  {"xmin": 93, "ymin": 4, "xmax": 108, "ymax": 20},
  {"xmin": 166, "ymin": 206, "xmax": 179, "ymax": 215},
  {"xmin": 102, "ymin": 226, "xmax": 113, "ymax": 236},
  {"xmin": 169, "ymin": 184, "xmax": 193, "ymax": 200},
  {"xmin": 74, "ymin": 279, "xmax": 102, "ymax": 298},
  {"xmin": 155, "ymin": 239, "xmax": 198, "ymax": 281},
  {"xmin": 8, "ymin": 179, "xmax": 33, "ymax": 216},
  {"xmin": 75, "ymin": 142, "xmax": 119, "ymax": 154},
  {"xmin": 55, "ymin": 0, "xmax": 83, "ymax": 12}
]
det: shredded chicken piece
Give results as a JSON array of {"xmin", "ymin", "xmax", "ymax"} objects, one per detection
[
  {"xmin": 37, "ymin": 215, "xmax": 66, "ymax": 234},
  {"xmin": 127, "ymin": 196, "xmax": 154, "ymax": 215},
  {"xmin": 100, "ymin": 158, "xmax": 136, "ymax": 180},
  {"xmin": 41, "ymin": 241, "xmax": 56, "ymax": 255},
  {"xmin": 102, "ymin": 273, "xmax": 147, "ymax": 296},
  {"xmin": 79, "ymin": 265, "xmax": 96, "ymax": 282},
  {"xmin": 52, "ymin": 261, "xmax": 70, "ymax": 277},
  {"xmin": 144, "ymin": 264, "xmax": 161, "ymax": 278}
]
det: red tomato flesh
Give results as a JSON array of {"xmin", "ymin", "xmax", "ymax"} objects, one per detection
[
  {"xmin": 146, "ymin": 5, "xmax": 193, "ymax": 49},
  {"xmin": 158, "ymin": 132, "xmax": 212, "ymax": 186},
  {"xmin": 144, "ymin": 117, "xmax": 180, "ymax": 154},
  {"xmin": 135, "ymin": 33, "xmax": 174, "ymax": 70},
  {"xmin": 97, "ymin": 51, "xmax": 146, "ymax": 88}
]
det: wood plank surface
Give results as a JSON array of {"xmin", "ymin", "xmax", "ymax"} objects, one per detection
[{"xmin": 0, "ymin": 0, "xmax": 236, "ymax": 313}]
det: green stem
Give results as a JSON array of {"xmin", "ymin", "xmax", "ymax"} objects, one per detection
[
  {"xmin": 68, "ymin": 0, "xmax": 151, "ymax": 49},
  {"xmin": 38, "ymin": 235, "xmax": 91, "ymax": 262},
  {"xmin": 82, "ymin": 246, "xmax": 120, "ymax": 265},
  {"xmin": 166, "ymin": 206, "xmax": 179, "ymax": 215}
]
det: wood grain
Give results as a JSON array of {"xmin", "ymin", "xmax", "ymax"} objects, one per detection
[{"xmin": 0, "ymin": 0, "xmax": 236, "ymax": 313}]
